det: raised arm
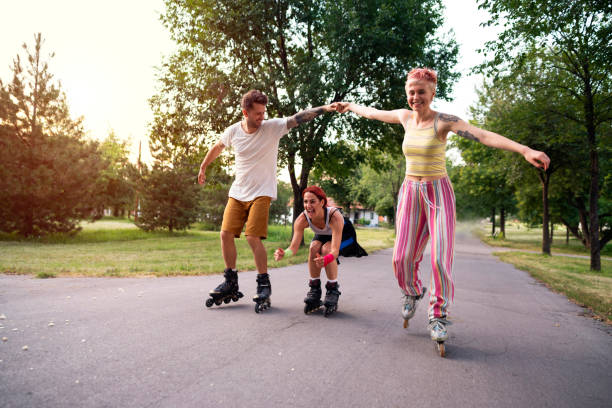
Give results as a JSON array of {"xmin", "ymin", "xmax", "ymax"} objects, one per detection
[
  {"xmin": 437, "ymin": 113, "xmax": 550, "ymax": 170},
  {"xmin": 334, "ymin": 102, "xmax": 409, "ymax": 125},
  {"xmin": 198, "ymin": 140, "xmax": 225, "ymax": 185},
  {"xmin": 274, "ymin": 214, "xmax": 308, "ymax": 261},
  {"xmin": 287, "ymin": 104, "xmax": 335, "ymax": 129}
]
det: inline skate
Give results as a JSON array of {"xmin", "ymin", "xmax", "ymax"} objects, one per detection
[
  {"xmin": 323, "ymin": 281, "xmax": 341, "ymax": 317},
  {"xmin": 401, "ymin": 287, "xmax": 427, "ymax": 328},
  {"xmin": 205, "ymin": 268, "xmax": 243, "ymax": 308},
  {"xmin": 303, "ymin": 279, "xmax": 323, "ymax": 314},
  {"xmin": 428, "ymin": 317, "xmax": 451, "ymax": 357},
  {"xmin": 253, "ymin": 273, "xmax": 271, "ymax": 313}
]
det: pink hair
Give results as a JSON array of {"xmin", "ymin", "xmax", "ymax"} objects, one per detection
[{"xmin": 406, "ymin": 68, "xmax": 438, "ymax": 87}]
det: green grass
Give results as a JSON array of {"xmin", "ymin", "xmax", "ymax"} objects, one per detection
[
  {"xmin": 474, "ymin": 220, "xmax": 612, "ymax": 257},
  {"xmin": 495, "ymin": 252, "xmax": 612, "ymax": 322},
  {"xmin": 0, "ymin": 219, "xmax": 394, "ymax": 278}
]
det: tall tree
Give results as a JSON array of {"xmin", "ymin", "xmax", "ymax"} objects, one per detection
[
  {"xmin": 154, "ymin": 0, "xmax": 459, "ymax": 225},
  {"xmin": 96, "ymin": 131, "xmax": 136, "ymax": 217},
  {"xmin": 476, "ymin": 0, "xmax": 612, "ymax": 268},
  {"xmin": 0, "ymin": 34, "xmax": 106, "ymax": 236}
]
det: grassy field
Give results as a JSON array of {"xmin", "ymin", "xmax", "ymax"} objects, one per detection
[
  {"xmin": 0, "ymin": 218, "xmax": 394, "ymax": 278},
  {"xmin": 495, "ymin": 252, "xmax": 612, "ymax": 321},
  {"xmin": 474, "ymin": 220, "xmax": 612, "ymax": 257},
  {"xmin": 473, "ymin": 220, "xmax": 611, "ymax": 322}
]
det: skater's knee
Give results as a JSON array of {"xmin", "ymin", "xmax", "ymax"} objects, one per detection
[
  {"xmin": 245, "ymin": 234, "xmax": 262, "ymax": 247},
  {"xmin": 220, "ymin": 230, "xmax": 234, "ymax": 243},
  {"xmin": 320, "ymin": 243, "xmax": 332, "ymax": 256},
  {"xmin": 309, "ymin": 242, "xmax": 322, "ymax": 257}
]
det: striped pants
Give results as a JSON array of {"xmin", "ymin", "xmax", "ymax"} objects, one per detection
[{"xmin": 393, "ymin": 176, "xmax": 455, "ymax": 320}]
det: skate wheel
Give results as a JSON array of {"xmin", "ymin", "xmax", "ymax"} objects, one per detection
[
  {"xmin": 214, "ymin": 299, "xmax": 222, "ymax": 306},
  {"xmin": 255, "ymin": 304, "xmax": 260, "ymax": 313},
  {"xmin": 403, "ymin": 318, "xmax": 409, "ymax": 329},
  {"xmin": 437, "ymin": 342, "xmax": 446, "ymax": 358},
  {"xmin": 237, "ymin": 291, "xmax": 244, "ymax": 299},
  {"xmin": 205, "ymin": 298, "xmax": 214, "ymax": 308},
  {"xmin": 223, "ymin": 297, "xmax": 231, "ymax": 304},
  {"xmin": 324, "ymin": 306, "xmax": 336, "ymax": 317},
  {"xmin": 232, "ymin": 296, "xmax": 239, "ymax": 302}
]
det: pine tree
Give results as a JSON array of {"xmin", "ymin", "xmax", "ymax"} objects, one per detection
[{"xmin": 0, "ymin": 34, "xmax": 106, "ymax": 236}]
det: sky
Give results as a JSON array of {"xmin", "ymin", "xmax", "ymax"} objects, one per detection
[{"xmin": 0, "ymin": 0, "xmax": 501, "ymax": 165}]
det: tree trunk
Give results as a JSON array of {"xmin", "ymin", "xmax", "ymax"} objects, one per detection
[
  {"xmin": 500, "ymin": 207, "xmax": 506, "ymax": 238},
  {"xmin": 550, "ymin": 221, "xmax": 554, "ymax": 245},
  {"xmin": 541, "ymin": 172, "xmax": 551, "ymax": 255},
  {"xmin": 584, "ymin": 83, "xmax": 600, "ymax": 270},
  {"xmin": 566, "ymin": 226, "xmax": 569, "ymax": 245},
  {"xmin": 491, "ymin": 207, "xmax": 496, "ymax": 237},
  {"xmin": 288, "ymin": 157, "xmax": 309, "ymax": 247}
]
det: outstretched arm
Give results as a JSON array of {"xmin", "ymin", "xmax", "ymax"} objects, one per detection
[
  {"xmin": 438, "ymin": 113, "xmax": 550, "ymax": 170},
  {"xmin": 333, "ymin": 102, "xmax": 408, "ymax": 125},
  {"xmin": 274, "ymin": 214, "xmax": 308, "ymax": 261},
  {"xmin": 198, "ymin": 140, "xmax": 225, "ymax": 185},
  {"xmin": 287, "ymin": 104, "xmax": 335, "ymax": 129}
]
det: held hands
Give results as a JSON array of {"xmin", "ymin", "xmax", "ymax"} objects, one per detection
[
  {"xmin": 524, "ymin": 148, "xmax": 551, "ymax": 171},
  {"xmin": 331, "ymin": 102, "xmax": 351, "ymax": 113}
]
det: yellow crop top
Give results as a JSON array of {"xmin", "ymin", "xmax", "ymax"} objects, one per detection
[{"xmin": 402, "ymin": 113, "xmax": 447, "ymax": 177}]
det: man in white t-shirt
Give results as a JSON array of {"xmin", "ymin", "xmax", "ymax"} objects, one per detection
[{"xmin": 198, "ymin": 89, "xmax": 335, "ymax": 312}]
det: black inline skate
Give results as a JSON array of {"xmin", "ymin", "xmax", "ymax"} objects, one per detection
[
  {"xmin": 253, "ymin": 273, "xmax": 271, "ymax": 313},
  {"xmin": 323, "ymin": 281, "xmax": 341, "ymax": 317},
  {"xmin": 205, "ymin": 268, "xmax": 243, "ymax": 308},
  {"xmin": 303, "ymin": 279, "xmax": 323, "ymax": 314}
]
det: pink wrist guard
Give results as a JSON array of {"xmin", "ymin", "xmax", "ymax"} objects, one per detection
[{"xmin": 323, "ymin": 253, "xmax": 335, "ymax": 266}]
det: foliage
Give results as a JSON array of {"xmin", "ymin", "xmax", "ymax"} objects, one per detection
[
  {"xmin": 135, "ymin": 162, "xmax": 202, "ymax": 232},
  {"xmin": 0, "ymin": 34, "xmax": 106, "ymax": 237},
  {"xmin": 476, "ymin": 0, "xmax": 612, "ymax": 268},
  {"xmin": 96, "ymin": 131, "xmax": 136, "ymax": 217},
  {"xmin": 269, "ymin": 181, "xmax": 292, "ymax": 223},
  {"xmin": 155, "ymin": 0, "xmax": 459, "ymax": 222}
]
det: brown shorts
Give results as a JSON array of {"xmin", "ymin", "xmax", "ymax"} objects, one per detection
[{"xmin": 221, "ymin": 196, "xmax": 272, "ymax": 239}]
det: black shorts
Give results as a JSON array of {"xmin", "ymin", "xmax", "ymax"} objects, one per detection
[{"xmin": 312, "ymin": 234, "xmax": 332, "ymax": 245}]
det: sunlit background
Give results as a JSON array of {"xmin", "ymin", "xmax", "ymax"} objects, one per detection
[{"xmin": 0, "ymin": 0, "xmax": 499, "ymax": 166}]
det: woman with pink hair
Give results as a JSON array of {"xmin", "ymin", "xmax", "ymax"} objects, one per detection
[{"xmin": 334, "ymin": 68, "xmax": 549, "ymax": 356}]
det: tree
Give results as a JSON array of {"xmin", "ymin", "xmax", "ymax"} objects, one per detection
[
  {"xmin": 0, "ymin": 34, "xmax": 106, "ymax": 237},
  {"xmin": 476, "ymin": 0, "xmax": 612, "ymax": 268},
  {"xmin": 96, "ymin": 131, "xmax": 136, "ymax": 217},
  {"xmin": 154, "ymin": 0, "xmax": 459, "ymax": 231},
  {"xmin": 269, "ymin": 181, "xmax": 292, "ymax": 224},
  {"xmin": 135, "ymin": 161, "xmax": 202, "ymax": 232}
]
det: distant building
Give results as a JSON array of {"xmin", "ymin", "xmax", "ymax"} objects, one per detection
[{"xmin": 286, "ymin": 196, "xmax": 388, "ymax": 227}]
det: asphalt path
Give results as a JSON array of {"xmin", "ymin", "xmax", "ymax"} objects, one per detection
[{"xmin": 0, "ymin": 230, "xmax": 610, "ymax": 408}]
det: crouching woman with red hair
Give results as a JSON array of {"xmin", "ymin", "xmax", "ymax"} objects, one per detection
[{"xmin": 274, "ymin": 186, "xmax": 367, "ymax": 316}]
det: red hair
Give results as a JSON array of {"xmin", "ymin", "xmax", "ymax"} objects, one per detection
[
  {"xmin": 302, "ymin": 185, "xmax": 327, "ymax": 207},
  {"xmin": 406, "ymin": 68, "xmax": 438, "ymax": 88}
]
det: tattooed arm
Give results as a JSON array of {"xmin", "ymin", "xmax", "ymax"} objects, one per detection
[
  {"xmin": 333, "ymin": 102, "xmax": 409, "ymax": 125},
  {"xmin": 287, "ymin": 104, "xmax": 335, "ymax": 129},
  {"xmin": 438, "ymin": 112, "xmax": 550, "ymax": 170}
]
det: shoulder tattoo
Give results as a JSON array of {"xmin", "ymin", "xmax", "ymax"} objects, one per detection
[
  {"xmin": 457, "ymin": 130, "xmax": 480, "ymax": 142},
  {"xmin": 438, "ymin": 113, "xmax": 461, "ymax": 122}
]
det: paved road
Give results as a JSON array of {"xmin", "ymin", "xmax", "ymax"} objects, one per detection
[{"xmin": 0, "ymin": 231, "xmax": 610, "ymax": 408}]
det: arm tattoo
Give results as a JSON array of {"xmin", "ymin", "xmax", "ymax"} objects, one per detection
[
  {"xmin": 293, "ymin": 107, "xmax": 325, "ymax": 125},
  {"xmin": 457, "ymin": 130, "xmax": 480, "ymax": 142},
  {"xmin": 438, "ymin": 113, "xmax": 461, "ymax": 122}
]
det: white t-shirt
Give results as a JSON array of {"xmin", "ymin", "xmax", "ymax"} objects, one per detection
[{"xmin": 220, "ymin": 118, "xmax": 289, "ymax": 201}]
